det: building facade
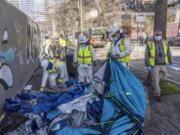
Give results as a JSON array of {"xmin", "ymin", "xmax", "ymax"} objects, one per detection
[{"xmin": 6, "ymin": 0, "xmax": 52, "ymax": 22}]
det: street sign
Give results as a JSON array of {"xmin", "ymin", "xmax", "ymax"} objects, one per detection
[{"xmin": 136, "ymin": 15, "xmax": 144, "ymax": 23}]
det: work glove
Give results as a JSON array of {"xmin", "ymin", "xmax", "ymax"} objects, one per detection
[
  {"xmin": 39, "ymin": 87, "xmax": 44, "ymax": 92},
  {"xmin": 111, "ymin": 54, "xmax": 119, "ymax": 60},
  {"xmin": 73, "ymin": 62, "xmax": 78, "ymax": 67},
  {"xmin": 107, "ymin": 52, "xmax": 111, "ymax": 58},
  {"xmin": 57, "ymin": 78, "xmax": 64, "ymax": 84},
  {"xmin": 93, "ymin": 61, "xmax": 97, "ymax": 67},
  {"xmin": 167, "ymin": 64, "xmax": 173, "ymax": 70},
  {"xmin": 146, "ymin": 66, "xmax": 153, "ymax": 72}
]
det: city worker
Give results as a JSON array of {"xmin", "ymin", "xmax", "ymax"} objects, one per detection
[
  {"xmin": 108, "ymin": 26, "xmax": 132, "ymax": 68},
  {"xmin": 145, "ymin": 30, "xmax": 173, "ymax": 102},
  {"xmin": 59, "ymin": 34, "xmax": 67, "ymax": 48},
  {"xmin": 40, "ymin": 52, "xmax": 69, "ymax": 91},
  {"xmin": 73, "ymin": 35, "xmax": 97, "ymax": 83}
]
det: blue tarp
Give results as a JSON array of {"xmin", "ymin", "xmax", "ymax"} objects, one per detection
[
  {"xmin": 3, "ymin": 60, "xmax": 146, "ymax": 135},
  {"xmin": 101, "ymin": 60, "xmax": 146, "ymax": 134},
  {"xmin": 49, "ymin": 60, "xmax": 146, "ymax": 135},
  {"xmin": 4, "ymin": 80, "xmax": 90, "ymax": 114}
]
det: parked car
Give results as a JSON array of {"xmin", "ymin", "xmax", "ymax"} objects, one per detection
[
  {"xmin": 173, "ymin": 36, "xmax": 180, "ymax": 46},
  {"xmin": 91, "ymin": 27, "xmax": 107, "ymax": 48},
  {"xmin": 168, "ymin": 36, "xmax": 180, "ymax": 46}
]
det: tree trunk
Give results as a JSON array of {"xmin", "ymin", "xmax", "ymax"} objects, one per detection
[{"xmin": 154, "ymin": 0, "xmax": 167, "ymax": 38}]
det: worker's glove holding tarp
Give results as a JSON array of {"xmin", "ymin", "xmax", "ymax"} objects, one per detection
[
  {"xmin": 73, "ymin": 62, "xmax": 78, "ymax": 67},
  {"xmin": 145, "ymin": 66, "xmax": 153, "ymax": 72},
  {"xmin": 93, "ymin": 61, "xmax": 97, "ymax": 67},
  {"xmin": 111, "ymin": 54, "xmax": 120, "ymax": 60}
]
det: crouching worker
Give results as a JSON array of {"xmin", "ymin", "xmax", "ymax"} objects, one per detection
[
  {"xmin": 73, "ymin": 35, "xmax": 97, "ymax": 83},
  {"xmin": 40, "ymin": 57, "xmax": 69, "ymax": 91}
]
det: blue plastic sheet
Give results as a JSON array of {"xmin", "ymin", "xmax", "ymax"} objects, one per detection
[
  {"xmin": 55, "ymin": 127, "xmax": 101, "ymax": 135},
  {"xmin": 4, "ymin": 80, "xmax": 90, "ymax": 114},
  {"xmin": 33, "ymin": 82, "xmax": 90, "ymax": 113},
  {"xmin": 104, "ymin": 60, "xmax": 146, "ymax": 134},
  {"xmin": 3, "ymin": 60, "xmax": 146, "ymax": 135}
]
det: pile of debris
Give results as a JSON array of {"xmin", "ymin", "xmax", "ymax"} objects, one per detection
[{"xmin": 0, "ymin": 60, "xmax": 146, "ymax": 135}]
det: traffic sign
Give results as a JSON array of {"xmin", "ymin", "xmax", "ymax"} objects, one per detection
[{"xmin": 136, "ymin": 15, "xmax": 144, "ymax": 23}]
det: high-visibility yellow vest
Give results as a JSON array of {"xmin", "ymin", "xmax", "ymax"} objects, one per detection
[
  {"xmin": 77, "ymin": 45, "xmax": 93, "ymax": 65},
  {"xmin": 59, "ymin": 38, "xmax": 67, "ymax": 47},
  {"xmin": 109, "ymin": 38, "xmax": 131, "ymax": 63},
  {"xmin": 48, "ymin": 58, "xmax": 64, "ymax": 74},
  {"xmin": 148, "ymin": 40, "xmax": 169, "ymax": 66}
]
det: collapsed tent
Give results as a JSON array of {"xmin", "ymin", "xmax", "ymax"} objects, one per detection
[{"xmin": 0, "ymin": 59, "xmax": 146, "ymax": 135}]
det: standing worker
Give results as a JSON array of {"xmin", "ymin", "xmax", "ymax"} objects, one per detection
[
  {"xmin": 108, "ymin": 26, "xmax": 132, "ymax": 68},
  {"xmin": 145, "ymin": 30, "xmax": 173, "ymax": 102},
  {"xmin": 73, "ymin": 35, "xmax": 97, "ymax": 83}
]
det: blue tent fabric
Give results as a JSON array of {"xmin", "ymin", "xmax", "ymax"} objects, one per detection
[
  {"xmin": 33, "ymin": 83, "xmax": 90, "ymax": 113},
  {"xmin": 4, "ymin": 81, "xmax": 90, "ymax": 114},
  {"xmin": 105, "ymin": 60, "xmax": 146, "ymax": 134},
  {"xmin": 3, "ymin": 60, "xmax": 146, "ymax": 135},
  {"xmin": 100, "ymin": 99, "xmax": 117, "ymax": 122},
  {"xmin": 55, "ymin": 127, "xmax": 101, "ymax": 135},
  {"xmin": 108, "ymin": 116, "xmax": 133, "ymax": 135},
  {"xmin": 4, "ymin": 98, "xmax": 32, "ymax": 114}
]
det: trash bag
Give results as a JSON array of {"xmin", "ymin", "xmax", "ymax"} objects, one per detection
[{"xmin": 0, "ymin": 113, "xmax": 28, "ymax": 134}]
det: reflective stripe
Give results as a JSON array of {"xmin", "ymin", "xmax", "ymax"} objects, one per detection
[
  {"xmin": 148, "ymin": 41, "xmax": 169, "ymax": 66},
  {"xmin": 59, "ymin": 38, "xmax": 67, "ymax": 47},
  {"xmin": 77, "ymin": 45, "xmax": 93, "ymax": 64},
  {"xmin": 109, "ymin": 38, "xmax": 131, "ymax": 63},
  {"xmin": 148, "ymin": 41, "xmax": 155, "ymax": 66},
  {"xmin": 48, "ymin": 59, "xmax": 64, "ymax": 74},
  {"xmin": 163, "ymin": 41, "xmax": 169, "ymax": 65}
]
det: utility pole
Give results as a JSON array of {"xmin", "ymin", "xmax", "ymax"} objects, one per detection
[
  {"xmin": 80, "ymin": 0, "xmax": 83, "ymax": 32},
  {"xmin": 154, "ymin": 0, "xmax": 167, "ymax": 38},
  {"xmin": 178, "ymin": 14, "xmax": 180, "ymax": 36}
]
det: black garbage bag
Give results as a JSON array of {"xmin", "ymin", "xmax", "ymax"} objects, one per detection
[{"xmin": 0, "ymin": 113, "xmax": 28, "ymax": 134}]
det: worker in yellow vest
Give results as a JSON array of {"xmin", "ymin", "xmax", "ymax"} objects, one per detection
[
  {"xmin": 108, "ymin": 26, "xmax": 132, "ymax": 68},
  {"xmin": 40, "ymin": 53, "xmax": 69, "ymax": 91},
  {"xmin": 59, "ymin": 34, "xmax": 67, "ymax": 47},
  {"xmin": 145, "ymin": 30, "xmax": 173, "ymax": 102},
  {"xmin": 73, "ymin": 35, "xmax": 97, "ymax": 83}
]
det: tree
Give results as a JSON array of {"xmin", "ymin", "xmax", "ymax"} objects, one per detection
[{"xmin": 154, "ymin": 0, "xmax": 167, "ymax": 38}]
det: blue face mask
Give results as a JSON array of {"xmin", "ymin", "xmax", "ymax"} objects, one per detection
[{"xmin": 113, "ymin": 37, "xmax": 118, "ymax": 41}]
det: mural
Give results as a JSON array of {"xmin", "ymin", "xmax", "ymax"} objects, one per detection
[{"xmin": 0, "ymin": 48, "xmax": 15, "ymax": 89}]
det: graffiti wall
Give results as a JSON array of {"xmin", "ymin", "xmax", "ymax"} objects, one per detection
[
  {"xmin": 0, "ymin": 48, "xmax": 15, "ymax": 89},
  {"xmin": 0, "ymin": 0, "xmax": 41, "ymax": 112}
]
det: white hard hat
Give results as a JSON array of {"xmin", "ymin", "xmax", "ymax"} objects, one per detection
[
  {"xmin": 40, "ymin": 59, "xmax": 49, "ymax": 69},
  {"xmin": 108, "ymin": 26, "xmax": 119, "ymax": 37},
  {"xmin": 78, "ymin": 35, "xmax": 88, "ymax": 44}
]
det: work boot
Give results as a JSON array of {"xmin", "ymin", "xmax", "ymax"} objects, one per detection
[{"xmin": 155, "ymin": 96, "xmax": 162, "ymax": 102}]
